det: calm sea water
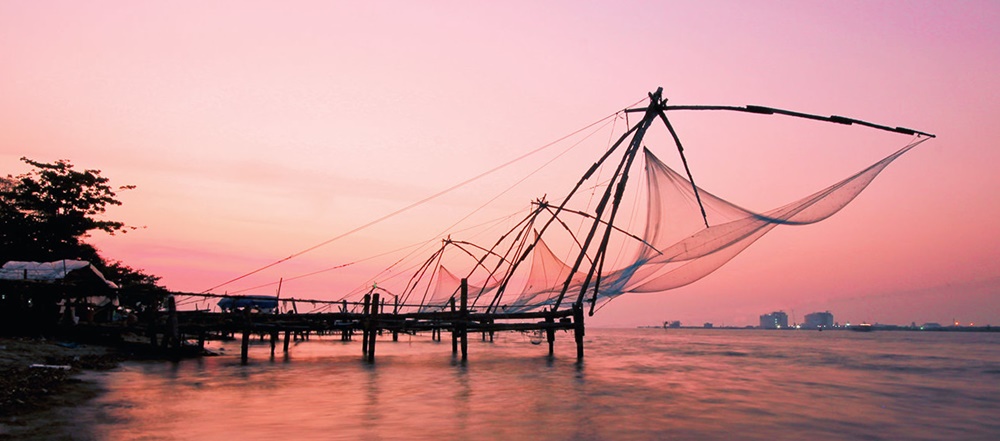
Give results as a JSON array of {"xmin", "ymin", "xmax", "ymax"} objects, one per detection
[{"xmin": 62, "ymin": 328, "xmax": 1000, "ymax": 440}]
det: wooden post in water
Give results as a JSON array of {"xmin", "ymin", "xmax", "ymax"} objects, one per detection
[
  {"xmin": 361, "ymin": 293, "xmax": 371, "ymax": 356},
  {"xmin": 573, "ymin": 304, "xmax": 585, "ymax": 360},
  {"xmin": 343, "ymin": 299, "xmax": 351, "ymax": 342},
  {"xmin": 241, "ymin": 329, "xmax": 250, "ymax": 365},
  {"xmin": 450, "ymin": 297, "xmax": 458, "ymax": 355},
  {"xmin": 241, "ymin": 308, "xmax": 252, "ymax": 365},
  {"xmin": 283, "ymin": 330, "xmax": 291, "ymax": 353},
  {"xmin": 147, "ymin": 299, "xmax": 159, "ymax": 347},
  {"xmin": 269, "ymin": 330, "xmax": 278, "ymax": 357},
  {"xmin": 545, "ymin": 310, "xmax": 556, "ymax": 357},
  {"xmin": 460, "ymin": 279, "xmax": 468, "ymax": 361},
  {"xmin": 392, "ymin": 295, "xmax": 399, "ymax": 342},
  {"xmin": 367, "ymin": 293, "xmax": 379, "ymax": 363},
  {"xmin": 166, "ymin": 295, "xmax": 179, "ymax": 355},
  {"xmin": 481, "ymin": 318, "xmax": 493, "ymax": 342}
]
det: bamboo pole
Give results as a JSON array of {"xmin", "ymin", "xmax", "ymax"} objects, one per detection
[
  {"xmin": 573, "ymin": 304, "xmax": 585, "ymax": 360},
  {"xmin": 167, "ymin": 295, "xmax": 179, "ymax": 356},
  {"xmin": 450, "ymin": 297, "xmax": 458, "ymax": 355},
  {"xmin": 545, "ymin": 311, "xmax": 555, "ymax": 357},
  {"xmin": 241, "ymin": 329, "xmax": 250, "ymax": 365},
  {"xmin": 460, "ymin": 279, "xmax": 468, "ymax": 361},
  {"xmin": 367, "ymin": 293, "xmax": 379, "ymax": 363},
  {"xmin": 361, "ymin": 293, "xmax": 371, "ymax": 356},
  {"xmin": 392, "ymin": 295, "xmax": 399, "ymax": 341},
  {"xmin": 269, "ymin": 331, "xmax": 276, "ymax": 357}
]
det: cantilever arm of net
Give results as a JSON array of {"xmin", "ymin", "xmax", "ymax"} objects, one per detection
[{"xmin": 645, "ymin": 104, "xmax": 936, "ymax": 138}]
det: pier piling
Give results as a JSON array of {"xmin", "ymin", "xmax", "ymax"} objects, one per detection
[
  {"xmin": 241, "ymin": 329, "xmax": 250, "ymax": 365},
  {"xmin": 573, "ymin": 304, "xmax": 585, "ymax": 360},
  {"xmin": 361, "ymin": 293, "xmax": 371, "ymax": 357},
  {"xmin": 460, "ymin": 279, "xmax": 468, "ymax": 361},
  {"xmin": 367, "ymin": 293, "xmax": 379, "ymax": 363}
]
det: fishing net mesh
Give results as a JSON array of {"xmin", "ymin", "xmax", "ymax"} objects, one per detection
[{"xmin": 414, "ymin": 137, "xmax": 926, "ymax": 312}]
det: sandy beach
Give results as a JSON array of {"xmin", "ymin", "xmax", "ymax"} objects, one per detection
[{"xmin": 0, "ymin": 337, "xmax": 123, "ymax": 439}]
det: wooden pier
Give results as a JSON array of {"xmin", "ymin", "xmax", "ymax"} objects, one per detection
[{"xmin": 150, "ymin": 279, "xmax": 586, "ymax": 364}]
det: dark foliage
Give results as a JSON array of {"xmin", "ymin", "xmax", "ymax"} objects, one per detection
[{"xmin": 1, "ymin": 157, "xmax": 160, "ymax": 291}]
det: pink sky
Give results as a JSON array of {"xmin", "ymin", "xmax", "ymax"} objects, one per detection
[{"xmin": 2, "ymin": 1, "xmax": 998, "ymax": 327}]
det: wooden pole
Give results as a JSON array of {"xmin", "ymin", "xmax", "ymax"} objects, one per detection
[
  {"xmin": 362, "ymin": 293, "xmax": 371, "ymax": 356},
  {"xmin": 460, "ymin": 279, "xmax": 468, "ymax": 361},
  {"xmin": 545, "ymin": 311, "xmax": 556, "ymax": 357},
  {"xmin": 240, "ymin": 307, "xmax": 252, "ymax": 364},
  {"xmin": 367, "ymin": 293, "xmax": 379, "ymax": 363},
  {"xmin": 270, "ymin": 330, "xmax": 278, "ymax": 357},
  {"xmin": 450, "ymin": 297, "xmax": 457, "ymax": 355},
  {"xmin": 147, "ymin": 299, "xmax": 158, "ymax": 348},
  {"xmin": 554, "ymin": 88, "xmax": 663, "ymax": 311},
  {"xmin": 241, "ymin": 329, "xmax": 250, "ymax": 365},
  {"xmin": 283, "ymin": 330, "xmax": 291, "ymax": 353},
  {"xmin": 167, "ymin": 295, "xmax": 179, "ymax": 356},
  {"xmin": 573, "ymin": 304, "xmax": 585, "ymax": 360},
  {"xmin": 392, "ymin": 295, "xmax": 399, "ymax": 342}
]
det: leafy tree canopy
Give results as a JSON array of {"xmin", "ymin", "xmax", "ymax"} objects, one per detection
[{"xmin": 1, "ymin": 157, "xmax": 161, "ymax": 291}]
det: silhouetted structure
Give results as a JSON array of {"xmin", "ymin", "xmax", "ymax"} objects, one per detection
[
  {"xmin": 759, "ymin": 311, "xmax": 788, "ymax": 329},
  {"xmin": 803, "ymin": 311, "xmax": 834, "ymax": 329},
  {"xmin": 0, "ymin": 260, "xmax": 119, "ymax": 335}
]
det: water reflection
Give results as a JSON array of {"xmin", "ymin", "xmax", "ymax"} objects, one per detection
[
  {"xmin": 363, "ymin": 361, "xmax": 380, "ymax": 428},
  {"xmin": 56, "ymin": 329, "xmax": 1000, "ymax": 440}
]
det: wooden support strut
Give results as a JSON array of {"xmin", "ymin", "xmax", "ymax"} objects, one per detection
[
  {"xmin": 241, "ymin": 307, "xmax": 251, "ymax": 365},
  {"xmin": 450, "ymin": 297, "xmax": 458, "ymax": 355},
  {"xmin": 147, "ymin": 300, "xmax": 158, "ymax": 347},
  {"xmin": 573, "ymin": 303, "xmax": 585, "ymax": 360},
  {"xmin": 545, "ymin": 311, "xmax": 556, "ymax": 357},
  {"xmin": 485, "ymin": 123, "xmax": 642, "ymax": 313},
  {"xmin": 367, "ymin": 293, "xmax": 379, "ymax": 363},
  {"xmin": 460, "ymin": 279, "xmax": 468, "ymax": 361},
  {"xmin": 556, "ymin": 87, "xmax": 663, "ymax": 312},
  {"xmin": 241, "ymin": 329, "xmax": 250, "ymax": 365},
  {"xmin": 392, "ymin": 295, "xmax": 399, "ymax": 341},
  {"xmin": 270, "ymin": 330, "xmax": 278, "ymax": 358},
  {"xmin": 361, "ymin": 293, "xmax": 371, "ymax": 357},
  {"xmin": 167, "ymin": 295, "xmax": 179, "ymax": 357}
]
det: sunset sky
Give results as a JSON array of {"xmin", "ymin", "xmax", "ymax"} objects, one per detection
[{"xmin": 2, "ymin": 1, "xmax": 997, "ymax": 327}]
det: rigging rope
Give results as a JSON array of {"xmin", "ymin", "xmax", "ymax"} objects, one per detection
[{"xmin": 201, "ymin": 99, "xmax": 645, "ymax": 294}]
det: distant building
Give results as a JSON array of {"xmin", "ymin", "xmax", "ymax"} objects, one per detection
[
  {"xmin": 703, "ymin": 322, "xmax": 714, "ymax": 328},
  {"xmin": 759, "ymin": 311, "xmax": 788, "ymax": 329},
  {"xmin": 803, "ymin": 311, "xmax": 834, "ymax": 329}
]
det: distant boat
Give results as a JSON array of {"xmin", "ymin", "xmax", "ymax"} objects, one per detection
[{"xmin": 851, "ymin": 323, "xmax": 874, "ymax": 332}]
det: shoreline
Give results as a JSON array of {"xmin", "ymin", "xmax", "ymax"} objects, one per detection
[{"xmin": 0, "ymin": 336, "xmax": 124, "ymax": 439}]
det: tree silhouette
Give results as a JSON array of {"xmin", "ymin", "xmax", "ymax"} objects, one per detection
[{"xmin": 1, "ymin": 157, "xmax": 160, "ymax": 290}]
